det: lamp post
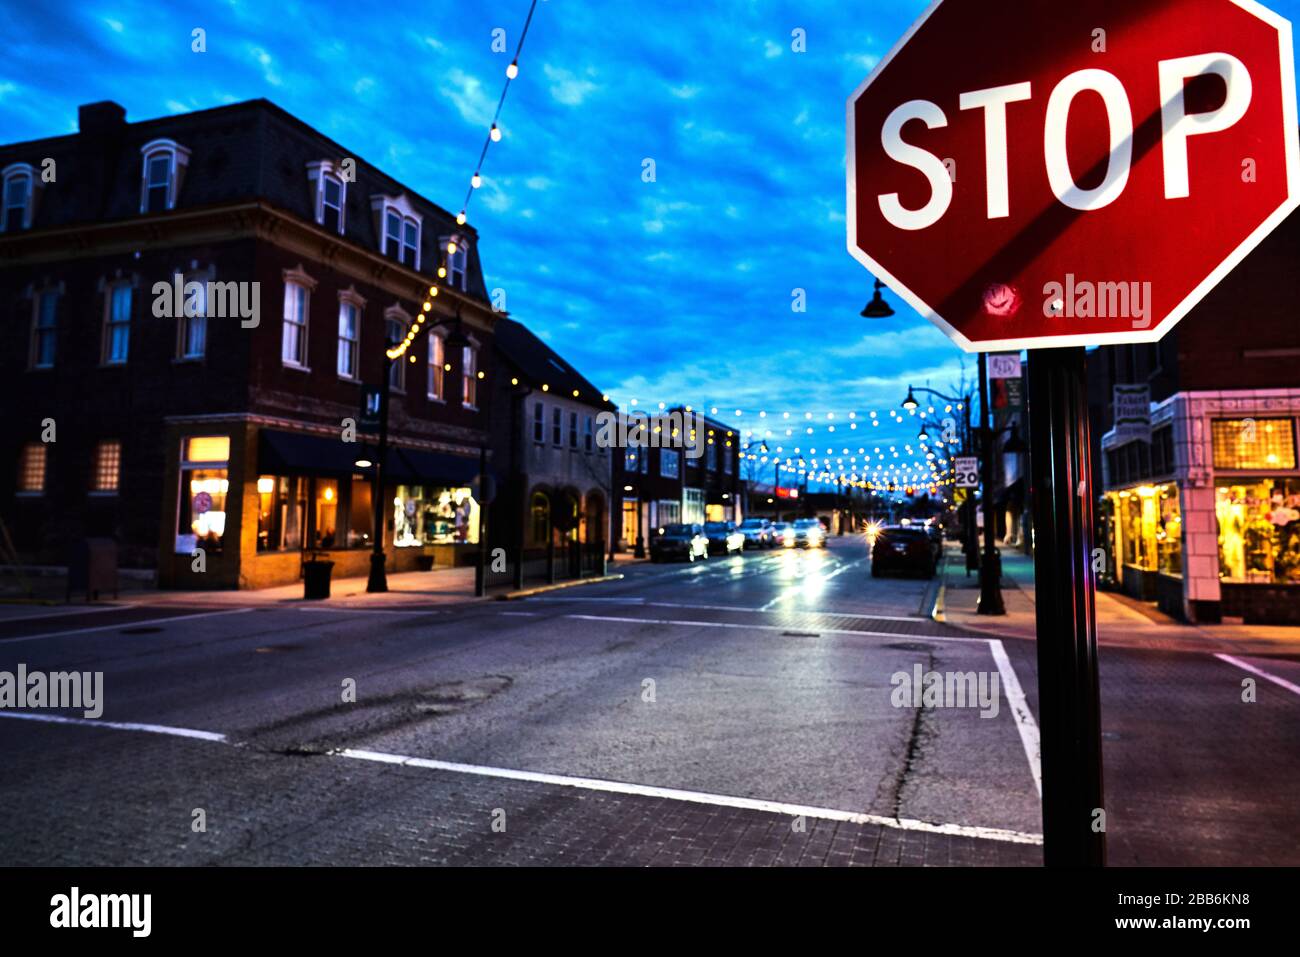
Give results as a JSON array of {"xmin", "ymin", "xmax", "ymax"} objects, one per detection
[
  {"xmin": 902, "ymin": 383, "xmax": 981, "ymax": 584},
  {"xmin": 366, "ymin": 350, "xmax": 394, "ymax": 593},
  {"xmin": 861, "ymin": 278, "xmax": 895, "ymax": 319}
]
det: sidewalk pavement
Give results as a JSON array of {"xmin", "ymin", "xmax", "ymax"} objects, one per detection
[{"xmin": 938, "ymin": 545, "xmax": 1300, "ymax": 656}]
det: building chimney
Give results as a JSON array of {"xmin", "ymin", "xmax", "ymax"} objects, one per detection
[{"xmin": 78, "ymin": 101, "xmax": 126, "ymax": 135}]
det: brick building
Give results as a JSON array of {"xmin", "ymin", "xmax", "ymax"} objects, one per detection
[
  {"xmin": 1090, "ymin": 208, "xmax": 1300, "ymax": 624},
  {"xmin": 613, "ymin": 408, "xmax": 744, "ymax": 551},
  {"xmin": 1, "ymin": 99, "xmax": 499, "ymax": 588}
]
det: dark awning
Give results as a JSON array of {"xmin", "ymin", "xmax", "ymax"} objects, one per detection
[{"xmin": 258, "ymin": 429, "xmax": 483, "ymax": 485}]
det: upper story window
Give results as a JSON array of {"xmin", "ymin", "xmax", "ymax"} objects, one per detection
[
  {"xmin": 584, "ymin": 416, "xmax": 594, "ymax": 453},
  {"xmin": 722, "ymin": 444, "xmax": 733, "ymax": 474},
  {"xmin": 139, "ymin": 139, "xmax": 191, "ymax": 214},
  {"xmin": 2, "ymin": 163, "xmax": 38, "ymax": 232},
  {"xmin": 624, "ymin": 447, "xmax": 638, "ymax": 472},
  {"xmin": 533, "ymin": 402, "xmax": 545, "ymax": 442},
  {"xmin": 569, "ymin": 411, "xmax": 579, "ymax": 449},
  {"xmin": 371, "ymin": 194, "xmax": 422, "ymax": 269},
  {"xmin": 552, "ymin": 407, "xmax": 562, "ymax": 446},
  {"xmin": 441, "ymin": 236, "xmax": 469, "ymax": 290},
  {"xmin": 385, "ymin": 305, "xmax": 412, "ymax": 393},
  {"xmin": 307, "ymin": 161, "xmax": 347, "ymax": 234},
  {"xmin": 178, "ymin": 278, "xmax": 207, "ymax": 360},
  {"xmin": 29, "ymin": 287, "xmax": 58, "ymax": 369},
  {"xmin": 102, "ymin": 283, "xmax": 132, "ymax": 365},
  {"xmin": 461, "ymin": 345, "xmax": 478, "ymax": 408},
  {"xmin": 428, "ymin": 331, "xmax": 445, "ymax": 400},
  {"xmin": 281, "ymin": 266, "xmax": 317, "ymax": 370},
  {"xmin": 706, "ymin": 441, "xmax": 717, "ymax": 471},
  {"xmin": 337, "ymin": 290, "xmax": 365, "ymax": 380},
  {"xmin": 661, "ymin": 449, "xmax": 681, "ymax": 479}
]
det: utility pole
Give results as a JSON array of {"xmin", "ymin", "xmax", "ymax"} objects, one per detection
[
  {"xmin": 366, "ymin": 359, "xmax": 392, "ymax": 594},
  {"xmin": 976, "ymin": 351, "xmax": 1006, "ymax": 615}
]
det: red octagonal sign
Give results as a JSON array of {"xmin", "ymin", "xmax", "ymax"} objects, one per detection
[{"xmin": 847, "ymin": 0, "xmax": 1300, "ymax": 351}]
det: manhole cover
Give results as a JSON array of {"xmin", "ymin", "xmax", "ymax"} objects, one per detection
[{"xmin": 120, "ymin": 626, "xmax": 163, "ymax": 634}]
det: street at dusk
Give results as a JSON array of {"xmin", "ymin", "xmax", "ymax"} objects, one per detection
[
  {"xmin": 2, "ymin": 0, "xmax": 1300, "ymax": 939},
  {"xmin": 3, "ymin": 537, "xmax": 1298, "ymax": 868}
]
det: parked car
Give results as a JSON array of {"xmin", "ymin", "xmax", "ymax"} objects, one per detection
[
  {"xmin": 772, "ymin": 522, "xmax": 796, "ymax": 547},
  {"xmin": 871, "ymin": 525, "xmax": 939, "ymax": 578},
  {"xmin": 736, "ymin": 518, "xmax": 774, "ymax": 549},
  {"xmin": 792, "ymin": 518, "xmax": 826, "ymax": 548},
  {"xmin": 650, "ymin": 523, "xmax": 709, "ymax": 563},
  {"xmin": 924, "ymin": 522, "xmax": 944, "ymax": 554},
  {"xmin": 704, "ymin": 521, "xmax": 746, "ymax": 555}
]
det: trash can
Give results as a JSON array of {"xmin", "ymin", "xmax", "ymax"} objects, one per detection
[
  {"xmin": 302, "ymin": 559, "xmax": 334, "ymax": 600},
  {"xmin": 67, "ymin": 537, "xmax": 119, "ymax": 601}
]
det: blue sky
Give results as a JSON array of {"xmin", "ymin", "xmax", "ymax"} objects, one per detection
[{"xmin": 5, "ymin": 0, "xmax": 1300, "ymax": 488}]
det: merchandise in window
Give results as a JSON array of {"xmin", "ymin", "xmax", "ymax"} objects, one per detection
[{"xmin": 1216, "ymin": 478, "xmax": 1300, "ymax": 584}]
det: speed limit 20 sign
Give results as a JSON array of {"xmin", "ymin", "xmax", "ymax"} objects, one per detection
[
  {"xmin": 847, "ymin": 0, "xmax": 1300, "ymax": 351},
  {"xmin": 954, "ymin": 456, "xmax": 980, "ymax": 488}
]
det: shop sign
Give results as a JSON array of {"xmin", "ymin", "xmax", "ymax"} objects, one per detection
[{"xmin": 1113, "ymin": 384, "xmax": 1151, "ymax": 444}]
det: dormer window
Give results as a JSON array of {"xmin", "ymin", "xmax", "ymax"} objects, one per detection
[
  {"xmin": 139, "ymin": 139, "xmax": 190, "ymax": 214},
  {"xmin": 2, "ymin": 163, "xmax": 37, "ymax": 232},
  {"xmin": 441, "ymin": 235, "xmax": 469, "ymax": 290},
  {"xmin": 306, "ymin": 161, "xmax": 347, "ymax": 234},
  {"xmin": 371, "ymin": 194, "xmax": 422, "ymax": 269}
]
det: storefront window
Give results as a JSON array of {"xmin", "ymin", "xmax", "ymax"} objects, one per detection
[
  {"xmin": 1114, "ymin": 484, "xmax": 1180, "ymax": 572},
  {"xmin": 1216, "ymin": 478, "xmax": 1300, "ymax": 584},
  {"xmin": 393, "ymin": 485, "xmax": 479, "ymax": 547},
  {"xmin": 176, "ymin": 436, "xmax": 229, "ymax": 554},
  {"xmin": 1211, "ymin": 419, "xmax": 1297, "ymax": 470},
  {"xmin": 257, "ymin": 475, "xmax": 304, "ymax": 552},
  {"xmin": 314, "ymin": 479, "xmax": 339, "ymax": 548}
]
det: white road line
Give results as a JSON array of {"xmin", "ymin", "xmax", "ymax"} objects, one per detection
[
  {"xmin": 294, "ymin": 606, "xmax": 443, "ymax": 615},
  {"xmin": 529, "ymin": 596, "xmax": 927, "ymax": 621},
  {"xmin": 499, "ymin": 611, "xmax": 540, "ymax": 617},
  {"xmin": 0, "ymin": 607, "xmax": 256, "ymax": 644},
  {"xmin": 0, "ymin": 706, "xmax": 1042, "ymax": 846},
  {"xmin": 988, "ymin": 639, "xmax": 1043, "ymax": 798},
  {"xmin": 0, "ymin": 710, "xmax": 227, "ymax": 742},
  {"xmin": 1215, "ymin": 654, "xmax": 1300, "ymax": 698},
  {"xmin": 0, "ymin": 604, "xmax": 128, "ymax": 623},
  {"xmin": 338, "ymin": 747, "xmax": 1042, "ymax": 845},
  {"xmin": 564, "ymin": 613, "xmax": 989, "ymax": 643}
]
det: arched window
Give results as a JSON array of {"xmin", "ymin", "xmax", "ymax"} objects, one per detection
[
  {"xmin": 139, "ymin": 139, "xmax": 191, "ymax": 213},
  {"xmin": 2, "ymin": 164, "xmax": 36, "ymax": 232},
  {"xmin": 530, "ymin": 492, "xmax": 551, "ymax": 546}
]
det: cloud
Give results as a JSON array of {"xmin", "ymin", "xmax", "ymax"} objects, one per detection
[{"xmin": 543, "ymin": 64, "xmax": 597, "ymax": 106}]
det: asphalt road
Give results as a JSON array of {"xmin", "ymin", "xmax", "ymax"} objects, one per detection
[{"xmin": 0, "ymin": 536, "xmax": 1296, "ymax": 866}]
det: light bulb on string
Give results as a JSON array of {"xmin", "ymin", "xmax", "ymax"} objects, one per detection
[
  {"xmin": 490, "ymin": 124, "xmax": 502, "ymax": 142},
  {"xmin": 506, "ymin": 60, "xmax": 519, "ymax": 79},
  {"xmin": 471, "ymin": 172, "xmax": 482, "ymax": 189}
]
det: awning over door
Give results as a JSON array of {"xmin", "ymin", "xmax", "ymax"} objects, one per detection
[{"xmin": 258, "ymin": 429, "xmax": 483, "ymax": 485}]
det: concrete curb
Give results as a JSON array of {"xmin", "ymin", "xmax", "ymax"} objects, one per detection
[{"xmin": 496, "ymin": 574, "xmax": 626, "ymax": 601}]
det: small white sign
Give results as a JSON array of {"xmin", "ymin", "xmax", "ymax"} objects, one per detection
[
  {"xmin": 954, "ymin": 456, "xmax": 979, "ymax": 488},
  {"xmin": 987, "ymin": 353, "xmax": 1022, "ymax": 379}
]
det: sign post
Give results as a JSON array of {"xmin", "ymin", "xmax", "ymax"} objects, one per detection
[{"xmin": 847, "ymin": 0, "xmax": 1299, "ymax": 865}]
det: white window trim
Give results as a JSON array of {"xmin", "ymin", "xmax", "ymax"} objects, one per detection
[
  {"xmin": 384, "ymin": 304, "xmax": 413, "ymax": 394},
  {"xmin": 439, "ymin": 234, "xmax": 470, "ymax": 291},
  {"xmin": 307, "ymin": 160, "xmax": 348, "ymax": 234},
  {"xmin": 174, "ymin": 263, "xmax": 213, "ymax": 362},
  {"xmin": 1, "ymin": 162, "xmax": 39, "ymax": 232},
  {"xmin": 337, "ymin": 287, "xmax": 366, "ymax": 382},
  {"xmin": 281, "ymin": 265, "xmax": 317, "ymax": 371},
  {"xmin": 427, "ymin": 325, "xmax": 447, "ymax": 401},
  {"xmin": 370, "ymin": 194, "xmax": 423, "ymax": 270},
  {"xmin": 461, "ymin": 338, "xmax": 480, "ymax": 410},
  {"xmin": 139, "ymin": 138, "xmax": 191, "ymax": 214}
]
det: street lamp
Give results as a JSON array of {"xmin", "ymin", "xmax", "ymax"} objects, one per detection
[{"xmin": 861, "ymin": 278, "xmax": 895, "ymax": 318}]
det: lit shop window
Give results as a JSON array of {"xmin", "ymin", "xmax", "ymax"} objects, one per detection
[
  {"xmin": 393, "ymin": 485, "xmax": 479, "ymax": 546},
  {"xmin": 257, "ymin": 475, "xmax": 303, "ymax": 552},
  {"xmin": 1216, "ymin": 478, "xmax": 1300, "ymax": 584},
  {"xmin": 1111, "ymin": 484, "xmax": 1183, "ymax": 576},
  {"xmin": 176, "ymin": 436, "xmax": 229, "ymax": 554},
  {"xmin": 17, "ymin": 443, "xmax": 46, "ymax": 494},
  {"xmin": 91, "ymin": 440, "xmax": 121, "ymax": 494},
  {"xmin": 1212, "ymin": 419, "xmax": 1297, "ymax": 470}
]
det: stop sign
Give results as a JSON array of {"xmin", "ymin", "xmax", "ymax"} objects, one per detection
[{"xmin": 847, "ymin": 0, "xmax": 1300, "ymax": 351}]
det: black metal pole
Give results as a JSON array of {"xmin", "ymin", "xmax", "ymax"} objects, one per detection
[
  {"xmin": 977, "ymin": 352, "xmax": 1005, "ymax": 614},
  {"xmin": 1028, "ymin": 346, "xmax": 1105, "ymax": 867},
  {"xmin": 963, "ymin": 400, "xmax": 977, "ymax": 575},
  {"xmin": 474, "ymin": 445, "xmax": 487, "ymax": 597},
  {"xmin": 366, "ymin": 363, "xmax": 391, "ymax": 593}
]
